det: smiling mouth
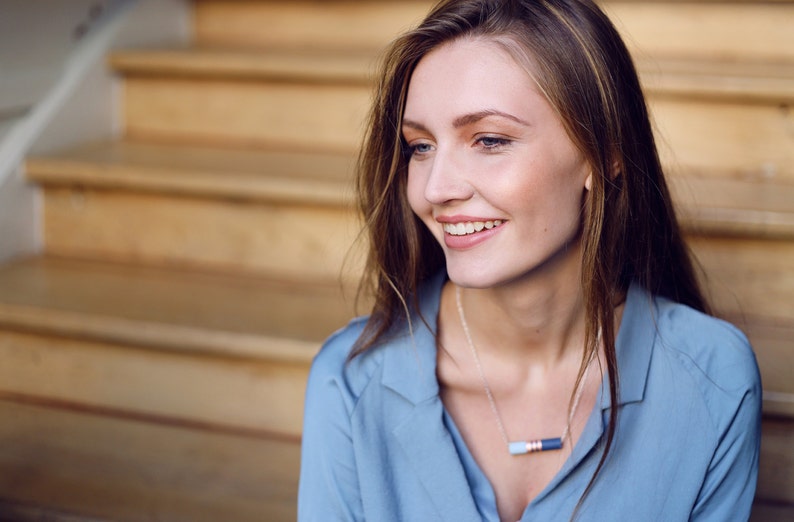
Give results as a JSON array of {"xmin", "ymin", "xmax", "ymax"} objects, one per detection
[{"xmin": 442, "ymin": 220, "xmax": 504, "ymax": 236}]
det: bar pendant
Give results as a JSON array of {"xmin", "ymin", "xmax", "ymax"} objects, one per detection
[{"xmin": 508, "ymin": 437, "xmax": 563, "ymax": 455}]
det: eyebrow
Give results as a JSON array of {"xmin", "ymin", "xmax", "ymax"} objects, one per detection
[{"xmin": 401, "ymin": 109, "xmax": 529, "ymax": 132}]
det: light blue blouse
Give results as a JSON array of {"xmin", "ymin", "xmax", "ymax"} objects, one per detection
[{"xmin": 298, "ymin": 273, "xmax": 761, "ymax": 521}]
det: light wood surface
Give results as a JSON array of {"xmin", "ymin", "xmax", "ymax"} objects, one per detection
[
  {"xmin": 0, "ymin": 400, "xmax": 300, "ymax": 521},
  {"xmin": 0, "ymin": 256, "xmax": 360, "ymax": 436},
  {"xmin": 9, "ymin": 0, "xmax": 793, "ymax": 517},
  {"xmin": 41, "ymin": 185, "xmax": 363, "ymax": 280},
  {"xmin": 0, "ymin": 330, "xmax": 309, "ymax": 436},
  {"xmin": 0, "ymin": 257, "xmax": 356, "ymax": 360},
  {"xmin": 670, "ymin": 174, "xmax": 794, "ymax": 239},
  {"xmin": 637, "ymin": 57, "xmax": 794, "ymax": 102},
  {"xmin": 119, "ymin": 49, "xmax": 794, "ymax": 167},
  {"xmin": 194, "ymin": 0, "xmax": 431, "ymax": 50},
  {"xmin": 124, "ymin": 76, "xmax": 370, "ymax": 152},
  {"xmin": 110, "ymin": 47, "xmax": 375, "ymax": 84},
  {"xmin": 0, "ymin": 402, "xmax": 789, "ymax": 521},
  {"xmin": 27, "ymin": 140, "xmax": 356, "ymax": 205},
  {"xmin": 651, "ymin": 97, "xmax": 794, "ymax": 178},
  {"xmin": 603, "ymin": 1, "xmax": 794, "ymax": 62},
  {"xmin": 192, "ymin": 1, "xmax": 794, "ymax": 63},
  {"xmin": 112, "ymin": 47, "xmax": 794, "ymax": 104},
  {"xmin": 757, "ymin": 417, "xmax": 794, "ymax": 505}
]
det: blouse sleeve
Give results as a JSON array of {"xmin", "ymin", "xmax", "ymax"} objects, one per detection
[
  {"xmin": 690, "ymin": 371, "xmax": 762, "ymax": 521},
  {"xmin": 297, "ymin": 340, "xmax": 365, "ymax": 522}
]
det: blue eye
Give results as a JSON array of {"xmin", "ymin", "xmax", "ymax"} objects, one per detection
[
  {"xmin": 406, "ymin": 142, "xmax": 433, "ymax": 157},
  {"xmin": 477, "ymin": 136, "xmax": 511, "ymax": 149}
]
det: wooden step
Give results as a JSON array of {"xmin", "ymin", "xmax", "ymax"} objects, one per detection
[
  {"xmin": 110, "ymin": 47, "xmax": 375, "ymax": 84},
  {"xmin": 26, "ymin": 140, "xmax": 355, "ymax": 205},
  {"xmin": 0, "ymin": 256, "xmax": 359, "ymax": 437},
  {"xmin": 0, "ymin": 400, "xmax": 300, "ymax": 521},
  {"xmin": 114, "ymin": 45, "xmax": 794, "ymax": 173},
  {"xmin": 112, "ymin": 48, "xmax": 794, "ymax": 104},
  {"xmin": 650, "ymin": 95, "xmax": 793, "ymax": 183},
  {"xmin": 637, "ymin": 57, "xmax": 794, "ymax": 103},
  {"xmin": 670, "ymin": 172, "xmax": 794, "ymax": 240},
  {"xmin": 603, "ymin": 1, "xmax": 794, "ymax": 63},
  {"xmin": 756, "ymin": 417, "xmax": 794, "ymax": 510},
  {"xmin": 193, "ymin": 0, "xmax": 431, "ymax": 51},
  {"xmin": 26, "ymin": 141, "xmax": 363, "ymax": 279},
  {"xmin": 0, "ymin": 389, "xmax": 789, "ymax": 521},
  {"xmin": 122, "ymin": 71, "xmax": 370, "ymax": 152},
  {"xmin": 192, "ymin": 0, "xmax": 794, "ymax": 64},
  {"xmin": 685, "ymin": 235, "xmax": 794, "ymax": 417}
]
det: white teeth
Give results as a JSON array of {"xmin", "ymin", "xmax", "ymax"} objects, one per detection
[{"xmin": 443, "ymin": 220, "xmax": 504, "ymax": 236}]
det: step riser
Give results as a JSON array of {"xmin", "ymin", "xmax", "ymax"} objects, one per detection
[
  {"xmin": 689, "ymin": 236, "xmax": 794, "ymax": 321},
  {"xmin": 688, "ymin": 235, "xmax": 794, "ymax": 417},
  {"xmin": 42, "ymin": 187, "xmax": 364, "ymax": 281},
  {"xmin": 194, "ymin": 1, "xmax": 794, "ymax": 63},
  {"xmin": 123, "ymin": 76, "xmax": 794, "ymax": 177},
  {"xmin": 194, "ymin": 0, "xmax": 430, "ymax": 51},
  {"xmin": 604, "ymin": 2, "xmax": 794, "ymax": 62},
  {"xmin": 125, "ymin": 77, "xmax": 370, "ymax": 153},
  {"xmin": 653, "ymin": 97, "xmax": 794, "ymax": 179},
  {"xmin": 0, "ymin": 340, "xmax": 791, "ymax": 513},
  {"xmin": 0, "ymin": 331, "xmax": 309, "ymax": 438},
  {"xmin": 0, "ymin": 401, "xmax": 301, "ymax": 521}
]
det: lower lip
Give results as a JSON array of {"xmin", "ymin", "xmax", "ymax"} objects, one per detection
[{"xmin": 443, "ymin": 224, "xmax": 505, "ymax": 249}]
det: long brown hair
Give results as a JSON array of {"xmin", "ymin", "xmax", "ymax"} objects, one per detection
[{"xmin": 352, "ymin": 0, "xmax": 708, "ymax": 510}]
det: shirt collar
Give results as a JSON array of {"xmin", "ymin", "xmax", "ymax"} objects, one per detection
[
  {"xmin": 381, "ymin": 274, "xmax": 656, "ymax": 409},
  {"xmin": 380, "ymin": 272, "xmax": 445, "ymax": 404},
  {"xmin": 604, "ymin": 282, "xmax": 656, "ymax": 408}
]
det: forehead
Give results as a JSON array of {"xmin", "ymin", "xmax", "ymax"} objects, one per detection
[{"xmin": 404, "ymin": 37, "xmax": 544, "ymax": 122}]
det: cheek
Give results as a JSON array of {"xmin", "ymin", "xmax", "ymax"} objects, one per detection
[{"xmin": 405, "ymin": 166, "xmax": 429, "ymax": 216}]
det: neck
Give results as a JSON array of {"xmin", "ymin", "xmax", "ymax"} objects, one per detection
[{"xmin": 455, "ymin": 259, "xmax": 587, "ymax": 368}]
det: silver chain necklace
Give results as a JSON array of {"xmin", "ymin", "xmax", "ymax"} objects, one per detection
[{"xmin": 454, "ymin": 285, "xmax": 596, "ymax": 456}]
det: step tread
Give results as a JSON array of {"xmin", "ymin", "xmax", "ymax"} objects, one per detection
[
  {"xmin": 0, "ymin": 399, "xmax": 299, "ymax": 521},
  {"xmin": 109, "ymin": 46, "xmax": 376, "ymax": 84},
  {"xmin": 0, "ymin": 256, "xmax": 357, "ymax": 362},
  {"xmin": 109, "ymin": 46, "xmax": 794, "ymax": 101},
  {"xmin": 0, "ymin": 399, "xmax": 789, "ymax": 520},
  {"xmin": 26, "ymin": 141, "xmax": 355, "ymax": 205},
  {"xmin": 27, "ymin": 142, "xmax": 794, "ymax": 239},
  {"xmin": 669, "ymin": 171, "xmax": 794, "ymax": 239}
]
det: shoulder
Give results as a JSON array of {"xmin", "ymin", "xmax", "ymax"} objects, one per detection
[
  {"xmin": 307, "ymin": 316, "xmax": 391, "ymax": 408},
  {"xmin": 653, "ymin": 297, "xmax": 758, "ymax": 389},
  {"xmin": 650, "ymin": 296, "xmax": 761, "ymax": 427}
]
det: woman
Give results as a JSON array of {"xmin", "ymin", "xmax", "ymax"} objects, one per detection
[{"xmin": 299, "ymin": 0, "xmax": 761, "ymax": 520}]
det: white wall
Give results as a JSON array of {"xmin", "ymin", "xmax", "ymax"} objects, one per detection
[{"xmin": 0, "ymin": 0, "xmax": 191, "ymax": 263}]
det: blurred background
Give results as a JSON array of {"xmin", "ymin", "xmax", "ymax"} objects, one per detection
[{"xmin": 0, "ymin": 0, "xmax": 791, "ymax": 520}]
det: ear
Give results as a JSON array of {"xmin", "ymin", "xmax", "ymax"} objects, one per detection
[{"xmin": 584, "ymin": 173, "xmax": 593, "ymax": 191}]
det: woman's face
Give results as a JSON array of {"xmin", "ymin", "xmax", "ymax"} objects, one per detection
[{"xmin": 403, "ymin": 37, "xmax": 591, "ymax": 289}]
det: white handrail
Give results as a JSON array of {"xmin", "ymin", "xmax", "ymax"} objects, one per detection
[{"xmin": 0, "ymin": 0, "xmax": 138, "ymax": 192}]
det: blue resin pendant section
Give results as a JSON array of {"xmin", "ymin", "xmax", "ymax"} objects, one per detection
[{"xmin": 508, "ymin": 437, "xmax": 563, "ymax": 455}]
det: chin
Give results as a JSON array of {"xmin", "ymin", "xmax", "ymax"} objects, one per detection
[{"xmin": 444, "ymin": 264, "xmax": 512, "ymax": 290}]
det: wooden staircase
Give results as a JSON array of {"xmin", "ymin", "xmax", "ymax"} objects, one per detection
[{"xmin": 0, "ymin": 1, "xmax": 791, "ymax": 520}]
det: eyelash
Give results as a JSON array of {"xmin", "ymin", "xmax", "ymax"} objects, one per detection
[
  {"xmin": 476, "ymin": 136, "xmax": 512, "ymax": 150},
  {"xmin": 406, "ymin": 142, "xmax": 433, "ymax": 157},
  {"xmin": 404, "ymin": 136, "xmax": 512, "ymax": 158}
]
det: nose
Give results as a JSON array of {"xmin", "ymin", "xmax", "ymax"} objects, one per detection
[{"xmin": 422, "ymin": 145, "xmax": 473, "ymax": 205}]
